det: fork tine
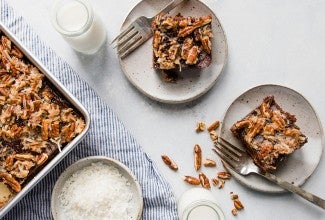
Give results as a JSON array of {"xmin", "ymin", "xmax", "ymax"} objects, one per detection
[
  {"xmin": 214, "ymin": 143, "xmax": 240, "ymax": 162},
  {"xmin": 219, "ymin": 137, "xmax": 246, "ymax": 155},
  {"xmin": 212, "ymin": 148, "xmax": 238, "ymax": 169},
  {"xmin": 220, "ymin": 157, "xmax": 237, "ymax": 171},
  {"xmin": 114, "ymin": 29, "xmax": 139, "ymax": 49},
  {"xmin": 118, "ymin": 36, "xmax": 142, "ymax": 58},
  {"xmin": 215, "ymin": 142, "xmax": 240, "ymax": 161},
  {"xmin": 111, "ymin": 25, "xmax": 135, "ymax": 45},
  {"xmin": 218, "ymin": 140, "xmax": 242, "ymax": 158}
]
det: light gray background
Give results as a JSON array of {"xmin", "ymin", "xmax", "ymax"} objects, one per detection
[{"xmin": 7, "ymin": 0, "xmax": 325, "ymax": 219}]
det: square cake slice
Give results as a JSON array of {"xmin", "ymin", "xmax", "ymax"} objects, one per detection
[
  {"xmin": 152, "ymin": 13, "xmax": 213, "ymax": 81},
  {"xmin": 230, "ymin": 96, "xmax": 307, "ymax": 173}
]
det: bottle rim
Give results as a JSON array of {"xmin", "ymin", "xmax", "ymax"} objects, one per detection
[
  {"xmin": 181, "ymin": 199, "xmax": 225, "ymax": 220},
  {"xmin": 51, "ymin": 0, "xmax": 94, "ymax": 37}
]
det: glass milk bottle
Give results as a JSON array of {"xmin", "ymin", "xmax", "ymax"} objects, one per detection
[
  {"xmin": 178, "ymin": 188, "xmax": 225, "ymax": 220},
  {"xmin": 51, "ymin": 0, "xmax": 107, "ymax": 54}
]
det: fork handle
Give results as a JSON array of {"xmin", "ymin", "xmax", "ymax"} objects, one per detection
[
  {"xmin": 156, "ymin": 0, "xmax": 187, "ymax": 17},
  {"xmin": 261, "ymin": 172, "xmax": 325, "ymax": 209}
]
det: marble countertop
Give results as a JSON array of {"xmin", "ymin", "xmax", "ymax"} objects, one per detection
[{"xmin": 7, "ymin": 0, "xmax": 325, "ymax": 219}]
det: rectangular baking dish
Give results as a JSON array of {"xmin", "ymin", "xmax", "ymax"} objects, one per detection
[{"xmin": 0, "ymin": 22, "xmax": 90, "ymax": 218}]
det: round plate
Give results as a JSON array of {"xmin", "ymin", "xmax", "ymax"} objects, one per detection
[
  {"xmin": 51, "ymin": 156, "xmax": 143, "ymax": 219},
  {"xmin": 220, "ymin": 84, "xmax": 324, "ymax": 193},
  {"xmin": 119, "ymin": 0, "xmax": 228, "ymax": 104}
]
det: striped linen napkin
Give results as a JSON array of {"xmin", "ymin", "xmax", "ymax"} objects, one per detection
[{"xmin": 0, "ymin": 0, "xmax": 178, "ymax": 219}]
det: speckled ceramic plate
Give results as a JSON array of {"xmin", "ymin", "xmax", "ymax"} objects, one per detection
[
  {"xmin": 220, "ymin": 84, "xmax": 324, "ymax": 193},
  {"xmin": 118, "ymin": 0, "xmax": 227, "ymax": 104}
]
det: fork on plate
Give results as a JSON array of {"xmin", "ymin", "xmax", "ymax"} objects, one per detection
[
  {"xmin": 213, "ymin": 137, "xmax": 325, "ymax": 209},
  {"xmin": 111, "ymin": 0, "xmax": 187, "ymax": 58}
]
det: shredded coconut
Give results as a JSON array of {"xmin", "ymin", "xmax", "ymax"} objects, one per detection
[{"xmin": 58, "ymin": 162, "xmax": 134, "ymax": 220}]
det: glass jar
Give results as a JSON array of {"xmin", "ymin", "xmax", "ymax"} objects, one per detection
[
  {"xmin": 178, "ymin": 188, "xmax": 225, "ymax": 220},
  {"xmin": 51, "ymin": 0, "xmax": 107, "ymax": 54}
]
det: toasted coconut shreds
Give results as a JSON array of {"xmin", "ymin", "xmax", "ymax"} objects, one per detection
[{"xmin": 0, "ymin": 34, "xmax": 85, "ymax": 203}]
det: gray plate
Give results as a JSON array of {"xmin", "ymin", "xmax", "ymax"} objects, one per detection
[
  {"xmin": 119, "ymin": 0, "xmax": 228, "ymax": 104},
  {"xmin": 220, "ymin": 84, "xmax": 324, "ymax": 193},
  {"xmin": 0, "ymin": 22, "xmax": 90, "ymax": 217}
]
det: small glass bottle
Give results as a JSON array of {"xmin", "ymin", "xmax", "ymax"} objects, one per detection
[
  {"xmin": 178, "ymin": 188, "xmax": 225, "ymax": 220},
  {"xmin": 51, "ymin": 0, "xmax": 107, "ymax": 54}
]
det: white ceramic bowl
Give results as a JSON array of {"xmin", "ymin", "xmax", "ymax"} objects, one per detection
[{"xmin": 51, "ymin": 156, "xmax": 143, "ymax": 220}]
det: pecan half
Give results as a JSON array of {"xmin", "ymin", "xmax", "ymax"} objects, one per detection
[
  {"xmin": 207, "ymin": 120, "xmax": 220, "ymax": 132},
  {"xmin": 199, "ymin": 172, "xmax": 210, "ymax": 189},
  {"xmin": 218, "ymin": 179, "xmax": 225, "ymax": 189},
  {"xmin": 217, "ymin": 171, "xmax": 231, "ymax": 179},
  {"xmin": 234, "ymin": 199, "xmax": 244, "ymax": 210},
  {"xmin": 36, "ymin": 153, "xmax": 48, "ymax": 166},
  {"xmin": 231, "ymin": 208, "xmax": 238, "ymax": 216},
  {"xmin": 209, "ymin": 130, "xmax": 218, "ymax": 142},
  {"xmin": 230, "ymin": 192, "xmax": 239, "ymax": 200},
  {"xmin": 183, "ymin": 176, "xmax": 200, "ymax": 185},
  {"xmin": 211, "ymin": 178, "xmax": 219, "ymax": 186},
  {"xmin": 0, "ymin": 172, "xmax": 21, "ymax": 192},
  {"xmin": 195, "ymin": 122, "xmax": 206, "ymax": 132},
  {"xmin": 203, "ymin": 158, "xmax": 216, "ymax": 167},
  {"xmin": 161, "ymin": 155, "xmax": 178, "ymax": 171},
  {"xmin": 194, "ymin": 144, "xmax": 202, "ymax": 171}
]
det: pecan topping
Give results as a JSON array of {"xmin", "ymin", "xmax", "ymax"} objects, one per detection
[
  {"xmin": 199, "ymin": 172, "xmax": 210, "ymax": 189},
  {"xmin": 194, "ymin": 144, "xmax": 202, "ymax": 171},
  {"xmin": 161, "ymin": 155, "xmax": 178, "ymax": 171},
  {"xmin": 203, "ymin": 158, "xmax": 216, "ymax": 167},
  {"xmin": 0, "ymin": 32, "xmax": 85, "ymax": 199},
  {"xmin": 0, "ymin": 172, "xmax": 21, "ymax": 192},
  {"xmin": 183, "ymin": 176, "xmax": 201, "ymax": 185}
]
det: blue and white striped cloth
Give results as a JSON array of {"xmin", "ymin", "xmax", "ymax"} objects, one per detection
[{"xmin": 0, "ymin": 0, "xmax": 178, "ymax": 219}]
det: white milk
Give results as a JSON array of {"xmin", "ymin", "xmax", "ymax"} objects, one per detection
[
  {"xmin": 178, "ymin": 188, "xmax": 225, "ymax": 220},
  {"xmin": 52, "ymin": 0, "xmax": 107, "ymax": 54}
]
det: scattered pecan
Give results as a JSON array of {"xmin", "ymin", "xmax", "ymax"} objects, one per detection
[
  {"xmin": 231, "ymin": 208, "xmax": 238, "ymax": 216},
  {"xmin": 194, "ymin": 144, "xmax": 202, "ymax": 171},
  {"xmin": 161, "ymin": 155, "xmax": 178, "ymax": 171},
  {"xmin": 195, "ymin": 121, "xmax": 206, "ymax": 132},
  {"xmin": 209, "ymin": 130, "xmax": 218, "ymax": 142},
  {"xmin": 234, "ymin": 199, "xmax": 244, "ymax": 210},
  {"xmin": 230, "ymin": 192, "xmax": 238, "ymax": 200},
  {"xmin": 207, "ymin": 120, "xmax": 220, "ymax": 132},
  {"xmin": 183, "ymin": 176, "xmax": 201, "ymax": 185},
  {"xmin": 218, "ymin": 179, "xmax": 225, "ymax": 189},
  {"xmin": 199, "ymin": 172, "xmax": 210, "ymax": 189},
  {"xmin": 203, "ymin": 158, "xmax": 216, "ymax": 167},
  {"xmin": 217, "ymin": 171, "xmax": 231, "ymax": 179},
  {"xmin": 211, "ymin": 178, "xmax": 219, "ymax": 186}
]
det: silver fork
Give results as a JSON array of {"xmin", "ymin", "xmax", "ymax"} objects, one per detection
[
  {"xmin": 111, "ymin": 0, "xmax": 187, "ymax": 59},
  {"xmin": 213, "ymin": 137, "xmax": 325, "ymax": 209}
]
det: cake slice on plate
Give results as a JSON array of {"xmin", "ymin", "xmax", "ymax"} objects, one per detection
[
  {"xmin": 152, "ymin": 13, "xmax": 213, "ymax": 82},
  {"xmin": 230, "ymin": 96, "xmax": 307, "ymax": 173}
]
